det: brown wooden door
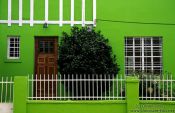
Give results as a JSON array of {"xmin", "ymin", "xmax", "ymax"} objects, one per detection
[{"xmin": 35, "ymin": 36, "xmax": 58, "ymax": 98}]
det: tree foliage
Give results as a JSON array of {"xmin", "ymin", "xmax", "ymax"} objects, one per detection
[
  {"xmin": 58, "ymin": 27, "xmax": 119, "ymax": 75},
  {"xmin": 58, "ymin": 27, "xmax": 119, "ymax": 99}
]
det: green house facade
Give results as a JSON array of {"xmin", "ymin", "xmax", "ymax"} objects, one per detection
[
  {"xmin": 0, "ymin": 0, "xmax": 175, "ymax": 76},
  {"xmin": 1, "ymin": 1, "xmax": 175, "ymax": 113}
]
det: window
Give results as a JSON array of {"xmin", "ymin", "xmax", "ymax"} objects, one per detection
[
  {"xmin": 39, "ymin": 40, "xmax": 54, "ymax": 53},
  {"xmin": 125, "ymin": 37, "xmax": 162, "ymax": 75},
  {"xmin": 8, "ymin": 37, "xmax": 20, "ymax": 59}
]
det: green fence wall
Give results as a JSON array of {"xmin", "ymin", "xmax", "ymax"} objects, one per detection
[
  {"xmin": 13, "ymin": 76, "xmax": 175, "ymax": 113},
  {"xmin": 1, "ymin": 0, "xmax": 175, "ymax": 76}
]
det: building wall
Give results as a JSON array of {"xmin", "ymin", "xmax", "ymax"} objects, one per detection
[{"xmin": 0, "ymin": 0, "xmax": 175, "ymax": 76}]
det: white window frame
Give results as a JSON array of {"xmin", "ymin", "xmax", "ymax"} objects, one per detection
[
  {"xmin": 124, "ymin": 37, "xmax": 163, "ymax": 76},
  {"xmin": 7, "ymin": 36, "xmax": 20, "ymax": 59}
]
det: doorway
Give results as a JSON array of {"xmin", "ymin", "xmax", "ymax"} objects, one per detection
[{"xmin": 34, "ymin": 36, "xmax": 58, "ymax": 98}]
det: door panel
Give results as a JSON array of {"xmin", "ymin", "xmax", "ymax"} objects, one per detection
[{"xmin": 35, "ymin": 37, "xmax": 58, "ymax": 99}]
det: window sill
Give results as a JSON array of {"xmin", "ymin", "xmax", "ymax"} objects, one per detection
[{"xmin": 4, "ymin": 59, "xmax": 22, "ymax": 63}]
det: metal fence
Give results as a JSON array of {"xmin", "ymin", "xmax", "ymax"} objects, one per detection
[
  {"xmin": 28, "ymin": 74, "xmax": 126, "ymax": 100},
  {"xmin": 139, "ymin": 74, "xmax": 175, "ymax": 101},
  {"xmin": 0, "ymin": 76, "xmax": 14, "ymax": 103},
  {"xmin": 1, "ymin": 75, "xmax": 175, "ymax": 102}
]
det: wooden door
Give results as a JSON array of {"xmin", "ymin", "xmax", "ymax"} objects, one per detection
[{"xmin": 35, "ymin": 36, "xmax": 58, "ymax": 99}]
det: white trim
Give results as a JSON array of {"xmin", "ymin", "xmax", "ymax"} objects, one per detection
[
  {"xmin": 45, "ymin": 0, "xmax": 48, "ymax": 23},
  {"xmin": 19, "ymin": 0, "xmax": 23, "ymax": 26},
  {"xmin": 7, "ymin": 37, "xmax": 20, "ymax": 60},
  {"xmin": 30, "ymin": 0, "xmax": 34, "ymax": 26},
  {"xmin": 133, "ymin": 38, "xmax": 135, "ymax": 72},
  {"xmin": 141, "ymin": 38, "xmax": 144, "ymax": 71},
  {"xmin": 82, "ymin": 0, "xmax": 85, "ymax": 27},
  {"xmin": 8, "ymin": 0, "xmax": 11, "ymax": 26},
  {"xmin": 151, "ymin": 38, "xmax": 153, "ymax": 71},
  {"xmin": 93, "ymin": 0, "xmax": 96, "ymax": 26},
  {"xmin": 0, "ymin": 20, "xmax": 94, "ymax": 25},
  {"xmin": 59, "ymin": 0, "xmax": 63, "ymax": 26},
  {"xmin": 2, "ymin": 0, "xmax": 97, "ymax": 27},
  {"xmin": 71, "ymin": 0, "xmax": 74, "ymax": 26}
]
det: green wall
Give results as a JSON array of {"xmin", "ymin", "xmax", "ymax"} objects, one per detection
[
  {"xmin": 0, "ymin": 0, "xmax": 175, "ymax": 75},
  {"xmin": 27, "ymin": 101, "xmax": 126, "ymax": 113}
]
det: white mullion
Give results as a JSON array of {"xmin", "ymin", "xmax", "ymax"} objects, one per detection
[
  {"xmin": 71, "ymin": 0, "xmax": 74, "ymax": 26},
  {"xmin": 142, "ymin": 38, "xmax": 144, "ymax": 71},
  {"xmin": 45, "ymin": 0, "xmax": 48, "ymax": 23},
  {"xmin": 8, "ymin": 0, "xmax": 12, "ymax": 26},
  {"xmin": 30, "ymin": 0, "xmax": 34, "ymax": 26},
  {"xmin": 82, "ymin": 0, "xmax": 85, "ymax": 27},
  {"xmin": 59, "ymin": 0, "xmax": 63, "ymax": 26},
  {"xmin": 151, "ymin": 38, "xmax": 154, "ymax": 71},
  {"xmin": 133, "ymin": 38, "xmax": 135, "ymax": 72},
  {"xmin": 93, "ymin": 0, "xmax": 96, "ymax": 26},
  {"xmin": 160, "ymin": 38, "xmax": 163, "ymax": 74},
  {"xmin": 19, "ymin": 0, "xmax": 23, "ymax": 26},
  {"xmin": 125, "ymin": 39, "xmax": 127, "ymax": 75}
]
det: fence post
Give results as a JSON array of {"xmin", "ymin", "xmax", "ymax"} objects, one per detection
[
  {"xmin": 126, "ymin": 76, "xmax": 139, "ymax": 113},
  {"xmin": 14, "ymin": 76, "xmax": 27, "ymax": 113}
]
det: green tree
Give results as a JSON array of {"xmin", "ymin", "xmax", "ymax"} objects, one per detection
[{"xmin": 58, "ymin": 27, "xmax": 119, "ymax": 99}]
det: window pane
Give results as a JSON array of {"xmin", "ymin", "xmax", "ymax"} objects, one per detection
[
  {"xmin": 10, "ymin": 38, "xmax": 14, "ymax": 42},
  {"xmin": 126, "ymin": 57, "xmax": 133, "ymax": 66},
  {"xmin": 144, "ymin": 47, "xmax": 151, "ymax": 56},
  {"xmin": 153, "ymin": 38, "xmax": 161, "ymax": 46},
  {"xmin": 144, "ymin": 67, "xmax": 152, "ymax": 74},
  {"xmin": 153, "ymin": 57, "xmax": 161, "ymax": 66},
  {"xmin": 125, "ymin": 47, "xmax": 133, "ymax": 56},
  {"xmin": 144, "ymin": 38, "xmax": 151, "ymax": 46},
  {"xmin": 135, "ymin": 67, "xmax": 142, "ymax": 74},
  {"xmin": 135, "ymin": 57, "xmax": 142, "ymax": 66},
  {"xmin": 153, "ymin": 47, "xmax": 161, "ymax": 56},
  {"xmin": 8, "ymin": 37, "xmax": 20, "ymax": 59},
  {"xmin": 125, "ymin": 38, "xmax": 133, "ymax": 46},
  {"xmin": 153, "ymin": 67, "xmax": 162, "ymax": 75},
  {"xmin": 135, "ymin": 47, "xmax": 142, "ymax": 56},
  {"xmin": 144, "ymin": 57, "xmax": 151, "ymax": 66},
  {"xmin": 135, "ymin": 38, "xmax": 141, "ymax": 46}
]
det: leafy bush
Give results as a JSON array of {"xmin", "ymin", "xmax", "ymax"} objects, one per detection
[{"xmin": 58, "ymin": 27, "xmax": 119, "ymax": 99}]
